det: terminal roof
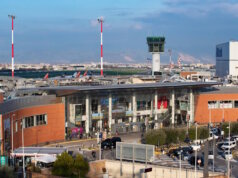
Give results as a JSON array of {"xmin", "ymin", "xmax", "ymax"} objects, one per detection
[{"xmin": 17, "ymin": 82, "xmax": 221, "ymax": 96}]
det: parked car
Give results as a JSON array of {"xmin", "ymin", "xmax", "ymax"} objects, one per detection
[
  {"xmin": 224, "ymin": 137, "xmax": 236, "ymax": 142},
  {"xmin": 208, "ymin": 151, "xmax": 214, "ymax": 160},
  {"xmin": 181, "ymin": 152, "xmax": 190, "ymax": 161},
  {"xmin": 232, "ymin": 135, "xmax": 238, "ymax": 142},
  {"xmin": 222, "ymin": 150, "xmax": 233, "ymax": 160},
  {"xmin": 190, "ymin": 144, "xmax": 201, "ymax": 151},
  {"xmin": 101, "ymin": 138, "xmax": 112, "ymax": 149},
  {"xmin": 181, "ymin": 146, "xmax": 193, "ymax": 154},
  {"xmin": 221, "ymin": 141, "xmax": 236, "ymax": 150},
  {"xmin": 101, "ymin": 137, "xmax": 121, "ymax": 149},
  {"xmin": 111, "ymin": 137, "xmax": 121, "ymax": 148}
]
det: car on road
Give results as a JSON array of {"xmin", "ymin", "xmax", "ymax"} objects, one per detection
[
  {"xmin": 181, "ymin": 146, "xmax": 193, "ymax": 154},
  {"xmin": 232, "ymin": 135, "xmax": 238, "ymax": 142},
  {"xmin": 221, "ymin": 141, "xmax": 236, "ymax": 150},
  {"xmin": 208, "ymin": 151, "xmax": 214, "ymax": 160},
  {"xmin": 101, "ymin": 137, "xmax": 121, "ymax": 149},
  {"xmin": 181, "ymin": 152, "xmax": 190, "ymax": 161},
  {"xmin": 111, "ymin": 137, "xmax": 121, "ymax": 148},
  {"xmin": 190, "ymin": 144, "xmax": 201, "ymax": 151},
  {"xmin": 222, "ymin": 150, "xmax": 233, "ymax": 160}
]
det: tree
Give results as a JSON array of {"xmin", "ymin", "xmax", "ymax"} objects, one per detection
[
  {"xmin": 73, "ymin": 154, "xmax": 90, "ymax": 178},
  {"xmin": 52, "ymin": 152, "xmax": 74, "ymax": 177}
]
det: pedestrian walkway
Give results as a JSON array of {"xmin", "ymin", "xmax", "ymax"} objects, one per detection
[{"xmin": 154, "ymin": 154, "xmax": 192, "ymax": 168}]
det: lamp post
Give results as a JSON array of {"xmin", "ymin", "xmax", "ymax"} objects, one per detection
[
  {"xmin": 228, "ymin": 121, "xmax": 231, "ymax": 178},
  {"xmin": 11, "ymin": 114, "xmax": 15, "ymax": 167},
  {"xmin": 195, "ymin": 122, "xmax": 197, "ymax": 178}
]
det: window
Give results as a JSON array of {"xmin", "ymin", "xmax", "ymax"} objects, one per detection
[
  {"xmin": 36, "ymin": 114, "xmax": 47, "ymax": 126},
  {"xmin": 208, "ymin": 101, "xmax": 218, "ymax": 109},
  {"xmin": 75, "ymin": 104, "xmax": 85, "ymax": 118},
  {"xmin": 25, "ymin": 116, "xmax": 34, "ymax": 128},
  {"xmin": 137, "ymin": 100, "xmax": 151, "ymax": 111},
  {"xmin": 91, "ymin": 99, "xmax": 98, "ymax": 113},
  {"xmin": 235, "ymin": 101, "xmax": 238, "ymax": 108},
  {"xmin": 220, "ymin": 101, "xmax": 232, "ymax": 109}
]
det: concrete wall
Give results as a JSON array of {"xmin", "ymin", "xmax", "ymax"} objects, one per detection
[{"xmin": 104, "ymin": 160, "xmax": 221, "ymax": 178}]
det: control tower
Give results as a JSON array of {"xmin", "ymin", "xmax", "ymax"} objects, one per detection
[{"xmin": 147, "ymin": 36, "xmax": 165, "ymax": 76}]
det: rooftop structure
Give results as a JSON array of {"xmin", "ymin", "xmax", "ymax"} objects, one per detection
[
  {"xmin": 147, "ymin": 36, "xmax": 166, "ymax": 76},
  {"xmin": 216, "ymin": 41, "xmax": 238, "ymax": 78}
]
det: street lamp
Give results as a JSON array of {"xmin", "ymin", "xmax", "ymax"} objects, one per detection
[
  {"xmin": 11, "ymin": 114, "xmax": 15, "ymax": 167},
  {"xmin": 11, "ymin": 114, "xmax": 15, "ymax": 153},
  {"xmin": 195, "ymin": 122, "xmax": 197, "ymax": 178},
  {"xmin": 227, "ymin": 121, "xmax": 231, "ymax": 178}
]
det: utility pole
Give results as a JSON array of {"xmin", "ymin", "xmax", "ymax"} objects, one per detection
[
  {"xmin": 98, "ymin": 17, "xmax": 104, "ymax": 76},
  {"xmin": 195, "ymin": 122, "xmax": 197, "ymax": 178},
  {"xmin": 8, "ymin": 15, "xmax": 15, "ymax": 78},
  {"xmin": 228, "ymin": 121, "xmax": 231, "ymax": 178},
  {"xmin": 22, "ymin": 119, "xmax": 25, "ymax": 178}
]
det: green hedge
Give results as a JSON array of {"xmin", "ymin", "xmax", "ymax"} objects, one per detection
[
  {"xmin": 221, "ymin": 122, "xmax": 238, "ymax": 137},
  {"xmin": 145, "ymin": 126, "xmax": 209, "ymax": 146}
]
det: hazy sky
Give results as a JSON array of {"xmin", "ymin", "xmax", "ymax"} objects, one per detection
[{"xmin": 0, "ymin": 0, "xmax": 238, "ymax": 64}]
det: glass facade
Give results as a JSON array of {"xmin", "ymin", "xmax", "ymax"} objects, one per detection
[{"xmin": 65, "ymin": 88, "xmax": 194, "ymax": 134}]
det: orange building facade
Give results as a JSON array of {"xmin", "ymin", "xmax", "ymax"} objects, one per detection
[
  {"xmin": 1, "ymin": 103, "xmax": 65, "ymax": 154},
  {"xmin": 194, "ymin": 91, "xmax": 238, "ymax": 124}
]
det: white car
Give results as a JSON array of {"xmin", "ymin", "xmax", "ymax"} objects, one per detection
[
  {"xmin": 190, "ymin": 144, "xmax": 201, "ymax": 151},
  {"xmin": 232, "ymin": 135, "xmax": 238, "ymax": 141},
  {"xmin": 221, "ymin": 141, "xmax": 236, "ymax": 150},
  {"xmin": 208, "ymin": 151, "xmax": 214, "ymax": 160},
  {"xmin": 222, "ymin": 150, "xmax": 233, "ymax": 160}
]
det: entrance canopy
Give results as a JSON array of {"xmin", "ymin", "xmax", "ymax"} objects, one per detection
[{"xmin": 11, "ymin": 147, "xmax": 67, "ymax": 157}]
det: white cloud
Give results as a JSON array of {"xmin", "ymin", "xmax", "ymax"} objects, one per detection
[
  {"xmin": 124, "ymin": 55, "xmax": 134, "ymax": 62},
  {"xmin": 218, "ymin": 3, "xmax": 238, "ymax": 17}
]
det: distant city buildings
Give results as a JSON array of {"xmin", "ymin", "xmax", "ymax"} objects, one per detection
[{"xmin": 216, "ymin": 41, "xmax": 238, "ymax": 78}]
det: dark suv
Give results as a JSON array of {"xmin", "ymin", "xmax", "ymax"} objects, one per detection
[{"xmin": 101, "ymin": 137, "xmax": 121, "ymax": 149}]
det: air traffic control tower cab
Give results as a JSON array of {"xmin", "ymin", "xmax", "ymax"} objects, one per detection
[{"xmin": 147, "ymin": 36, "xmax": 165, "ymax": 76}]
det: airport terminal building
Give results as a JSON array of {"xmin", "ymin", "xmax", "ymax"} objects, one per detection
[{"xmin": 1, "ymin": 81, "xmax": 235, "ymax": 154}]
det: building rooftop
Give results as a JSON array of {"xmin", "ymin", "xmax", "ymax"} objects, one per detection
[
  {"xmin": 12, "ymin": 147, "xmax": 67, "ymax": 156},
  {"xmin": 18, "ymin": 81, "xmax": 221, "ymax": 96},
  {"xmin": 200, "ymin": 86, "xmax": 238, "ymax": 94}
]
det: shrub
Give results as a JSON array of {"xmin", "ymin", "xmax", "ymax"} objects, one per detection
[
  {"xmin": 188, "ymin": 127, "xmax": 196, "ymax": 140},
  {"xmin": 145, "ymin": 126, "xmax": 209, "ymax": 147},
  {"xmin": 231, "ymin": 122, "xmax": 238, "ymax": 135},
  {"xmin": 198, "ymin": 127, "xmax": 209, "ymax": 139},
  {"xmin": 164, "ymin": 128, "xmax": 179, "ymax": 145},
  {"xmin": 52, "ymin": 152, "xmax": 74, "ymax": 177},
  {"xmin": 73, "ymin": 154, "xmax": 90, "ymax": 178},
  {"xmin": 145, "ymin": 129, "xmax": 166, "ymax": 146}
]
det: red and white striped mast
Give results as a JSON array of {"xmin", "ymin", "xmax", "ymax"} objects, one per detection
[
  {"xmin": 98, "ymin": 17, "xmax": 104, "ymax": 76},
  {"xmin": 8, "ymin": 15, "xmax": 15, "ymax": 78}
]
